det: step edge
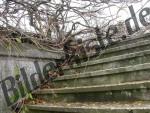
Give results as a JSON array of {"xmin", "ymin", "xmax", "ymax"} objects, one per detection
[
  {"xmin": 55, "ymin": 63, "xmax": 150, "ymax": 81},
  {"xmin": 28, "ymin": 105, "xmax": 150, "ymax": 111},
  {"xmin": 27, "ymin": 101, "xmax": 150, "ymax": 112},
  {"xmin": 33, "ymin": 80, "xmax": 150, "ymax": 94},
  {"xmin": 62, "ymin": 40, "xmax": 150, "ymax": 70},
  {"xmin": 63, "ymin": 50, "xmax": 150, "ymax": 70},
  {"xmin": 109, "ymin": 33, "xmax": 150, "ymax": 47},
  {"xmin": 104, "ymin": 40, "xmax": 150, "ymax": 53}
]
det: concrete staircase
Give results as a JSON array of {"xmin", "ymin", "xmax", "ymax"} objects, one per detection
[{"xmin": 27, "ymin": 33, "xmax": 150, "ymax": 113}]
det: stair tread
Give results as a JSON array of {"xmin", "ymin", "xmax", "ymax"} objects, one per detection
[
  {"xmin": 110, "ymin": 33, "xmax": 150, "ymax": 47},
  {"xmin": 34, "ymin": 80, "xmax": 150, "ymax": 94},
  {"xmin": 28, "ymin": 101, "xmax": 150, "ymax": 111},
  {"xmin": 62, "ymin": 38, "xmax": 150, "ymax": 70},
  {"xmin": 55, "ymin": 63, "xmax": 150, "ymax": 81},
  {"xmin": 105, "ymin": 40, "xmax": 150, "ymax": 53},
  {"xmin": 62, "ymin": 49, "xmax": 150, "ymax": 70}
]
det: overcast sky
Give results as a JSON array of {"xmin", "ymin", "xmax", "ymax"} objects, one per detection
[
  {"xmin": 0, "ymin": 0, "xmax": 149, "ymax": 32},
  {"xmin": 106, "ymin": 0, "xmax": 150, "ymax": 26},
  {"xmin": 66, "ymin": 0, "xmax": 150, "ymax": 31}
]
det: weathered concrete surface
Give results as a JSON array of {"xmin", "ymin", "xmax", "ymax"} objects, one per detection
[
  {"xmin": 0, "ymin": 43, "xmax": 63, "ymax": 113},
  {"xmin": 27, "ymin": 33, "xmax": 150, "ymax": 113},
  {"xmin": 110, "ymin": 33, "xmax": 150, "ymax": 48},
  {"xmin": 62, "ymin": 50, "xmax": 150, "ymax": 75},
  {"xmin": 0, "ymin": 42, "xmax": 64, "ymax": 59},
  {"xmin": 99, "ymin": 40, "xmax": 150, "ymax": 59},
  {"xmin": 53, "ymin": 63, "xmax": 150, "ymax": 87},
  {"xmin": 33, "ymin": 80, "xmax": 150, "ymax": 102},
  {"xmin": 27, "ymin": 101, "xmax": 150, "ymax": 113}
]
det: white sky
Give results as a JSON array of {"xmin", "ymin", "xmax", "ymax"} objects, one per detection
[
  {"xmin": 105, "ymin": 0, "xmax": 150, "ymax": 26},
  {"xmin": 0, "ymin": 0, "xmax": 150, "ymax": 32},
  {"xmin": 64, "ymin": 0, "xmax": 150, "ymax": 33}
]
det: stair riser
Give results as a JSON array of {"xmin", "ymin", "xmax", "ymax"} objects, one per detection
[
  {"xmin": 63, "ymin": 53, "xmax": 150, "ymax": 75},
  {"xmin": 53, "ymin": 70, "xmax": 150, "ymax": 88},
  {"xmin": 28, "ymin": 109, "xmax": 150, "ymax": 113},
  {"xmin": 33, "ymin": 88, "xmax": 150, "ymax": 103},
  {"xmin": 98, "ymin": 43, "xmax": 150, "ymax": 59}
]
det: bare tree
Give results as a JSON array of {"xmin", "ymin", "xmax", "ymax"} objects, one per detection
[
  {"xmin": 0, "ymin": 0, "xmax": 143, "ymax": 50},
  {"xmin": 0, "ymin": 1, "xmax": 146, "ymax": 112}
]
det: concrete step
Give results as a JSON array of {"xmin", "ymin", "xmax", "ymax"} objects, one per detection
[
  {"xmin": 88, "ymin": 34, "xmax": 150, "ymax": 60},
  {"xmin": 33, "ymin": 80, "xmax": 150, "ymax": 103},
  {"xmin": 53, "ymin": 63, "xmax": 150, "ymax": 88},
  {"xmin": 62, "ymin": 50, "xmax": 150, "ymax": 75},
  {"xmin": 27, "ymin": 101, "xmax": 150, "ymax": 113},
  {"xmin": 109, "ymin": 33, "xmax": 150, "ymax": 48},
  {"xmin": 93, "ymin": 40, "xmax": 150, "ymax": 59}
]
